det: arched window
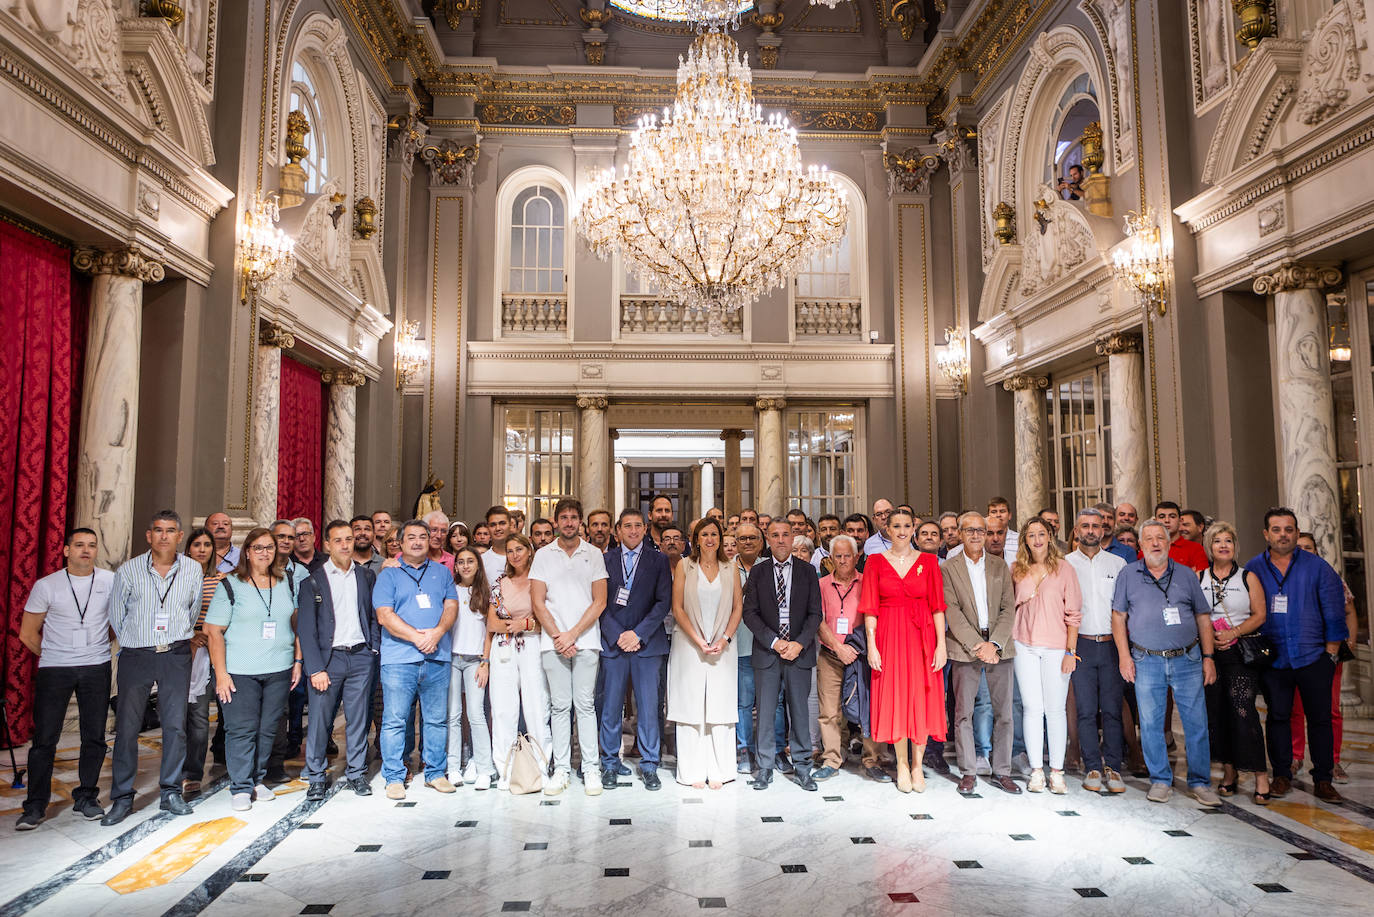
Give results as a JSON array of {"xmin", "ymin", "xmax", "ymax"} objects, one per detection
[
  {"xmin": 1046, "ymin": 74, "xmax": 1099, "ymax": 199},
  {"xmin": 507, "ymin": 185, "xmax": 565, "ymax": 294},
  {"xmin": 289, "ymin": 60, "xmax": 330, "ymax": 194},
  {"xmin": 794, "ymin": 179, "xmax": 861, "ymax": 299}
]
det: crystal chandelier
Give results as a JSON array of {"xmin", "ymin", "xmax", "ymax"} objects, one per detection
[
  {"xmin": 394, "ymin": 319, "xmax": 428, "ymax": 390},
  {"xmin": 1112, "ymin": 205, "xmax": 1172, "ymax": 317},
  {"xmin": 936, "ymin": 325, "xmax": 970, "ymax": 393},
  {"xmin": 238, "ymin": 191, "xmax": 296, "ymax": 303},
  {"xmin": 576, "ymin": 24, "xmax": 848, "ymax": 334},
  {"xmin": 809, "ymin": 0, "xmax": 847, "ymax": 7}
]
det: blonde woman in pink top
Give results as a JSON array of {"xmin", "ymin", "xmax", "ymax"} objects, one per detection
[{"xmin": 1011, "ymin": 517, "xmax": 1082, "ymax": 794}]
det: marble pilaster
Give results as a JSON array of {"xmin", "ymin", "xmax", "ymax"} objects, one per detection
[
  {"xmin": 721, "ymin": 428, "xmax": 744, "ymax": 517},
  {"xmin": 1002, "ymin": 374, "xmax": 1049, "ymax": 526},
  {"xmin": 250, "ymin": 323, "xmax": 293, "ymax": 526},
  {"xmin": 72, "ymin": 246, "xmax": 164, "ymax": 568},
  {"xmin": 577, "ymin": 396, "xmax": 609, "ymax": 513},
  {"xmin": 755, "ymin": 398, "xmax": 786, "ymax": 515},
  {"xmin": 699, "ymin": 461, "xmax": 715, "ymax": 518},
  {"xmin": 1255, "ymin": 264, "xmax": 1344, "ymax": 568},
  {"xmin": 1096, "ymin": 332, "xmax": 1150, "ymax": 517},
  {"xmin": 322, "ymin": 370, "xmax": 365, "ymax": 525}
]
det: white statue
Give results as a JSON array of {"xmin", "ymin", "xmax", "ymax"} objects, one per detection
[
  {"xmin": 1201, "ymin": 0, "xmax": 1229, "ymax": 96},
  {"xmin": 1106, "ymin": 0, "xmax": 1135, "ymax": 146}
]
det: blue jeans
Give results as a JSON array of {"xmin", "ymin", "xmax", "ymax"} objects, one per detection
[
  {"xmin": 974, "ymin": 674, "xmax": 993, "ymax": 758},
  {"xmin": 1133, "ymin": 645, "xmax": 1211, "ymax": 788},
  {"xmin": 737, "ymin": 661, "xmax": 756, "ymax": 752},
  {"xmin": 381, "ymin": 660, "xmax": 449, "ymax": 786}
]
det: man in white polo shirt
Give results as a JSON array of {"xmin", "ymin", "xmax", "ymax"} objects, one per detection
[
  {"xmin": 17, "ymin": 528, "xmax": 115, "ymax": 829},
  {"xmin": 530, "ymin": 498, "xmax": 608, "ymax": 797}
]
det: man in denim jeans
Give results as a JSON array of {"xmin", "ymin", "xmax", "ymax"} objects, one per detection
[
  {"xmin": 1111, "ymin": 520, "xmax": 1220, "ymax": 806},
  {"xmin": 373, "ymin": 520, "xmax": 459, "ymax": 800}
]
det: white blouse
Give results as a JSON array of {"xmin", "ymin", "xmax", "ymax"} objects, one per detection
[
  {"xmin": 451, "ymin": 584, "xmax": 489, "ymax": 656},
  {"xmin": 1199, "ymin": 566, "xmax": 1250, "ymax": 629}
]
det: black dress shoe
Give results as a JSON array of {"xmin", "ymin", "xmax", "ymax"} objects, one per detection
[
  {"xmin": 350, "ymin": 778, "xmax": 373, "ymax": 796},
  {"xmin": 326, "ymin": 740, "xmax": 339, "ymax": 756},
  {"xmin": 601, "ymin": 770, "xmax": 619, "ymax": 790},
  {"xmin": 794, "ymin": 771, "xmax": 818, "ymax": 792},
  {"xmin": 736, "ymin": 753, "xmax": 754, "ymax": 776},
  {"xmin": 642, "ymin": 770, "xmax": 662, "ymax": 791},
  {"xmin": 957, "ymin": 774, "xmax": 977, "ymax": 795},
  {"xmin": 74, "ymin": 799, "xmax": 105, "ymax": 820},
  {"xmin": 775, "ymin": 753, "xmax": 795, "ymax": 775},
  {"xmin": 307, "ymin": 782, "xmax": 328, "ymax": 802},
  {"xmin": 264, "ymin": 768, "xmax": 289, "ymax": 785},
  {"xmin": 811, "ymin": 766, "xmax": 838, "ymax": 781},
  {"xmin": 924, "ymin": 754, "xmax": 951, "ymax": 776},
  {"xmin": 864, "ymin": 766, "xmax": 894, "ymax": 783},
  {"xmin": 101, "ymin": 799, "xmax": 134, "ymax": 826},
  {"xmin": 614, "ymin": 761, "xmax": 632, "ymax": 777},
  {"xmin": 751, "ymin": 768, "xmax": 774, "ymax": 790},
  {"xmin": 990, "ymin": 775, "xmax": 1022, "ymax": 795},
  {"xmin": 160, "ymin": 794, "xmax": 192, "ymax": 816}
]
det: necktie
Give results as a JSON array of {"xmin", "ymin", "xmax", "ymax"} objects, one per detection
[{"xmin": 776, "ymin": 560, "xmax": 790, "ymax": 641}]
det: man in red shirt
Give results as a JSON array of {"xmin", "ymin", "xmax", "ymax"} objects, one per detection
[{"xmin": 1154, "ymin": 501, "xmax": 1207, "ymax": 572}]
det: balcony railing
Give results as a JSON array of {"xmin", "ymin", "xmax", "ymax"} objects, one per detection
[
  {"xmin": 501, "ymin": 294, "xmax": 568, "ymax": 335},
  {"xmin": 618, "ymin": 296, "xmax": 743, "ymax": 336},
  {"xmin": 795, "ymin": 298, "xmax": 862, "ymax": 337}
]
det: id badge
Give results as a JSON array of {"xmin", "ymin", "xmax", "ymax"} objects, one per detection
[
  {"xmin": 262, "ymin": 621, "xmax": 277, "ymax": 641},
  {"xmin": 1273, "ymin": 594, "xmax": 1289, "ymax": 615},
  {"xmin": 1163, "ymin": 606, "xmax": 1181, "ymax": 627},
  {"xmin": 616, "ymin": 587, "xmax": 631, "ymax": 606},
  {"xmin": 71, "ymin": 629, "xmax": 89, "ymax": 647},
  {"xmin": 154, "ymin": 613, "xmax": 170, "ymax": 634},
  {"xmin": 416, "ymin": 593, "xmax": 432, "ymax": 609},
  {"xmin": 835, "ymin": 616, "xmax": 850, "ymax": 636}
]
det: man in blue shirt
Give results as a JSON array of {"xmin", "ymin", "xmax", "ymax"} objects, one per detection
[
  {"xmin": 598, "ymin": 509, "xmax": 672, "ymax": 791},
  {"xmin": 373, "ymin": 519, "xmax": 459, "ymax": 800},
  {"xmin": 1244, "ymin": 506, "xmax": 1347, "ymax": 802},
  {"xmin": 1111, "ymin": 520, "xmax": 1219, "ymax": 807}
]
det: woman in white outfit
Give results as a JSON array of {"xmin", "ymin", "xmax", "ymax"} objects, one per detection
[
  {"xmin": 447, "ymin": 547, "xmax": 495, "ymax": 789},
  {"xmin": 667, "ymin": 517, "xmax": 744, "ymax": 789},
  {"xmin": 486, "ymin": 533, "xmax": 552, "ymax": 789}
]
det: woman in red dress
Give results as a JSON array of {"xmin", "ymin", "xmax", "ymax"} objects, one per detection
[{"xmin": 861, "ymin": 509, "xmax": 948, "ymax": 793}]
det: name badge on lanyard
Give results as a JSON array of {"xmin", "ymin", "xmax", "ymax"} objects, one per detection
[
  {"xmin": 262, "ymin": 621, "xmax": 277, "ymax": 641},
  {"xmin": 1162, "ymin": 606, "xmax": 1181, "ymax": 627},
  {"xmin": 1273, "ymin": 594, "xmax": 1288, "ymax": 615},
  {"xmin": 835, "ymin": 616, "xmax": 851, "ymax": 635},
  {"xmin": 616, "ymin": 587, "xmax": 631, "ymax": 606},
  {"xmin": 416, "ymin": 593, "xmax": 432, "ymax": 610}
]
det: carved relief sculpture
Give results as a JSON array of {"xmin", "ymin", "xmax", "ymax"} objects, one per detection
[
  {"xmin": 1296, "ymin": 2, "xmax": 1362, "ymax": 126},
  {"xmin": 1105, "ymin": 0, "xmax": 1135, "ymax": 153},
  {"xmin": 883, "ymin": 148, "xmax": 941, "ymax": 196},
  {"xmin": 1201, "ymin": 0, "xmax": 1230, "ymax": 97},
  {"xmin": 387, "ymin": 112, "xmax": 429, "ymax": 169},
  {"xmin": 1019, "ymin": 183, "xmax": 1097, "ymax": 294},
  {"xmin": 420, "ymin": 138, "xmax": 480, "ymax": 187},
  {"xmin": 12, "ymin": 0, "xmax": 130, "ymax": 102}
]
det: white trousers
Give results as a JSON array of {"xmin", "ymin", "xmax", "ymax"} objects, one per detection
[
  {"xmin": 488, "ymin": 640, "xmax": 552, "ymax": 778},
  {"xmin": 675, "ymin": 722, "xmax": 737, "ymax": 786},
  {"xmin": 1013, "ymin": 640, "xmax": 1072, "ymax": 771}
]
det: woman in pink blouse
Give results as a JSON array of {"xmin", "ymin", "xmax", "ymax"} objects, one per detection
[{"xmin": 1011, "ymin": 517, "xmax": 1082, "ymax": 794}]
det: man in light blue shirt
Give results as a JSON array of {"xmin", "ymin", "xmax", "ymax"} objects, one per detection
[{"xmin": 373, "ymin": 519, "xmax": 459, "ymax": 799}]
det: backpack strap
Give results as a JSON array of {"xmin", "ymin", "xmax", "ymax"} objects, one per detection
[{"xmin": 221, "ymin": 577, "xmax": 235, "ymax": 606}]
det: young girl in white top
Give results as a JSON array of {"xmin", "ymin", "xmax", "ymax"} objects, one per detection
[{"xmin": 448, "ymin": 547, "xmax": 495, "ymax": 788}]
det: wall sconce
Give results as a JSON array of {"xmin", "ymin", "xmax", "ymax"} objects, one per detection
[
  {"xmin": 1112, "ymin": 205, "xmax": 1172, "ymax": 317},
  {"xmin": 238, "ymin": 191, "xmax": 296, "ymax": 303},
  {"xmin": 992, "ymin": 201, "xmax": 1016, "ymax": 245},
  {"xmin": 354, "ymin": 196, "xmax": 378, "ymax": 239},
  {"xmin": 394, "ymin": 319, "xmax": 428, "ymax": 390},
  {"xmin": 936, "ymin": 325, "xmax": 970, "ymax": 393},
  {"xmin": 1329, "ymin": 293, "xmax": 1353, "ymax": 363}
]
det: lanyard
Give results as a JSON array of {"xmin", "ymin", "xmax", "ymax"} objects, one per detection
[
  {"xmin": 401, "ymin": 559, "xmax": 430, "ymax": 593},
  {"xmin": 831, "ymin": 579, "xmax": 857, "ymax": 609},
  {"xmin": 148, "ymin": 556, "xmax": 180, "ymax": 609},
  {"xmin": 66, "ymin": 571, "xmax": 94, "ymax": 626},
  {"xmin": 251, "ymin": 579, "xmax": 275, "ymax": 617},
  {"xmin": 1207, "ymin": 565, "xmax": 1238, "ymax": 610},
  {"xmin": 1145, "ymin": 562, "xmax": 1174, "ymax": 600},
  {"xmin": 622, "ymin": 548, "xmax": 640, "ymax": 592},
  {"xmin": 1264, "ymin": 551, "xmax": 1294, "ymax": 594}
]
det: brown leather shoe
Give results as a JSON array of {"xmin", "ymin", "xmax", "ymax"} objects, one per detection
[
  {"xmin": 990, "ymin": 774, "xmax": 1022, "ymax": 795},
  {"xmin": 957, "ymin": 774, "xmax": 977, "ymax": 795},
  {"xmin": 1270, "ymin": 776, "xmax": 1292, "ymax": 798},
  {"xmin": 1314, "ymin": 780, "xmax": 1344, "ymax": 803}
]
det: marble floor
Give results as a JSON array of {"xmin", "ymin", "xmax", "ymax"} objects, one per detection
[{"xmin": 3, "ymin": 716, "xmax": 1374, "ymax": 917}]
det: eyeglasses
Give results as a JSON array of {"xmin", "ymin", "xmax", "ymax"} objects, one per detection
[
  {"xmin": 248, "ymin": 544, "xmax": 276, "ymax": 554},
  {"xmin": 874, "ymin": 510, "xmax": 892, "ymax": 518},
  {"xmin": 961, "ymin": 528, "xmax": 987, "ymax": 536}
]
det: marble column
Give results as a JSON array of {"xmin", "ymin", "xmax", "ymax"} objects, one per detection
[
  {"xmin": 577, "ymin": 396, "xmax": 609, "ymax": 513},
  {"xmin": 1255, "ymin": 264, "xmax": 1345, "ymax": 569},
  {"xmin": 1002, "ymin": 374, "xmax": 1049, "ymax": 526},
  {"xmin": 721, "ymin": 428, "xmax": 744, "ymax": 516},
  {"xmin": 1095, "ymin": 331, "xmax": 1150, "ymax": 517},
  {"xmin": 613, "ymin": 460, "xmax": 627, "ymax": 518},
  {"xmin": 322, "ymin": 369, "xmax": 365, "ymax": 524},
  {"xmin": 250, "ymin": 323, "xmax": 294, "ymax": 526},
  {"xmin": 755, "ymin": 398, "xmax": 786, "ymax": 514},
  {"xmin": 72, "ymin": 246, "xmax": 164, "ymax": 568},
  {"xmin": 700, "ymin": 461, "xmax": 715, "ymax": 517}
]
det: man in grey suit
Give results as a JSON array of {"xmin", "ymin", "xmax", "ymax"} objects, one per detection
[
  {"xmin": 743, "ymin": 518, "xmax": 823, "ymax": 792},
  {"xmin": 297, "ymin": 519, "xmax": 381, "ymax": 800},
  {"xmin": 942, "ymin": 512, "xmax": 1021, "ymax": 796}
]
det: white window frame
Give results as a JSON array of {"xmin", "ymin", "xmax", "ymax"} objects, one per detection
[
  {"xmin": 494, "ymin": 404, "xmax": 578, "ymax": 522},
  {"xmin": 1044, "ymin": 362, "xmax": 1114, "ymax": 523},
  {"xmin": 784, "ymin": 404, "xmax": 866, "ymax": 519},
  {"xmin": 493, "ymin": 166, "xmax": 576, "ymax": 340},
  {"xmin": 788, "ymin": 171, "xmax": 868, "ymax": 343}
]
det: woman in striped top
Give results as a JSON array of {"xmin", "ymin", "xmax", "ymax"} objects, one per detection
[{"xmin": 182, "ymin": 528, "xmax": 222, "ymax": 795}]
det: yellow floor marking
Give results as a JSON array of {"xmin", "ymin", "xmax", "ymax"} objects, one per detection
[
  {"xmin": 274, "ymin": 778, "xmax": 309, "ymax": 796},
  {"xmin": 105, "ymin": 817, "xmax": 246, "ymax": 895},
  {"xmin": 1268, "ymin": 800, "xmax": 1374, "ymax": 854}
]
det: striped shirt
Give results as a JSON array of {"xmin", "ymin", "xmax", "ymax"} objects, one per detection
[
  {"xmin": 110, "ymin": 552, "xmax": 204, "ymax": 648},
  {"xmin": 197, "ymin": 570, "xmax": 224, "ymax": 629}
]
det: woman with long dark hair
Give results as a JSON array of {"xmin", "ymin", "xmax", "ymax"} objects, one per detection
[
  {"xmin": 181, "ymin": 528, "xmax": 219, "ymax": 794},
  {"xmin": 486, "ymin": 533, "xmax": 551, "ymax": 789},
  {"xmin": 447, "ymin": 546, "xmax": 495, "ymax": 788}
]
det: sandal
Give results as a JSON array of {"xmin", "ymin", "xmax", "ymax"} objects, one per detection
[
  {"xmin": 1253, "ymin": 791, "xmax": 1272, "ymax": 806},
  {"xmin": 1217, "ymin": 781, "xmax": 1238, "ymax": 797}
]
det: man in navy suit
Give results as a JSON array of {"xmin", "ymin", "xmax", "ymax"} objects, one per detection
[
  {"xmin": 743, "ymin": 518, "xmax": 824, "ymax": 791},
  {"xmin": 297, "ymin": 519, "xmax": 381, "ymax": 800},
  {"xmin": 598, "ymin": 508, "xmax": 672, "ymax": 791}
]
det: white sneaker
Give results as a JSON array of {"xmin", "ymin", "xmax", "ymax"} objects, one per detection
[
  {"xmin": 463, "ymin": 763, "xmax": 479, "ymax": 785},
  {"xmin": 543, "ymin": 768, "xmax": 571, "ymax": 796},
  {"xmin": 1012, "ymin": 752, "xmax": 1033, "ymax": 777},
  {"xmin": 1146, "ymin": 783, "xmax": 1172, "ymax": 803},
  {"xmin": 447, "ymin": 771, "xmax": 465, "ymax": 787},
  {"xmin": 231, "ymin": 793, "xmax": 252, "ymax": 811},
  {"xmin": 253, "ymin": 784, "xmax": 275, "ymax": 802},
  {"xmin": 584, "ymin": 771, "xmax": 603, "ymax": 796},
  {"xmin": 975, "ymin": 756, "xmax": 991, "ymax": 776},
  {"xmin": 497, "ymin": 776, "xmax": 511, "ymax": 792}
]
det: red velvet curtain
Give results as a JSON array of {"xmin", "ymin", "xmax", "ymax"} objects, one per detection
[
  {"xmin": 0, "ymin": 219, "xmax": 82, "ymax": 746},
  {"xmin": 277, "ymin": 355, "xmax": 324, "ymax": 547}
]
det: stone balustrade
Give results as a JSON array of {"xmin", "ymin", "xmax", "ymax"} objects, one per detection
[
  {"xmin": 502, "ymin": 294, "xmax": 568, "ymax": 334},
  {"xmin": 795, "ymin": 298, "xmax": 862, "ymax": 337},
  {"xmin": 619, "ymin": 296, "xmax": 743, "ymax": 335}
]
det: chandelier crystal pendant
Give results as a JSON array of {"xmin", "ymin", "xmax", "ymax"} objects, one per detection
[
  {"xmin": 1112, "ymin": 205, "xmax": 1172, "ymax": 317},
  {"xmin": 238, "ymin": 191, "xmax": 296, "ymax": 303},
  {"xmin": 393, "ymin": 319, "xmax": 428, "ymax": 390},
  {"xmin": 576, "ymin": 27, "xmax": 848, "ymax": 335}
]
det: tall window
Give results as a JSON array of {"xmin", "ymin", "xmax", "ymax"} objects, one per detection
[
  {"xmin": 507, "ymin": 185, "xmax": 565, "ymax": 294},
  {"xmin": 1044, "ymin": 366, "xmax": 1113, "ymax": 521},
  {"xmin": 795, "ymin": 233, "xmax": 854, "ymax": 299},
  {"xmin": 289, "ymin": 61, "xmax": 329, "ymax": 194},
  {"xmin": 1048, "ymin": 73, "xmax": 1098, "ymax": 194},
  {"xmin": 502, "ymin": 407, "xmax": 575, "ymax": 521},
  {"xmin": 787, "ymin": 409, "xmax": 859, "ymax": 519},
  {"xmin": 635, "ymin": 471, "xmax": 691, "ymax": 522}
]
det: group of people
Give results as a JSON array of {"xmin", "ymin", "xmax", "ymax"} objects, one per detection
[{"xmin": 13, "ymin": 490, "xmax": 1355, "ymax": 829}]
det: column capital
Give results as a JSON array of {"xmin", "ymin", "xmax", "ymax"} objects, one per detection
[
  {"xmin": 576, "ymin": 395, "xmax": 608, "ymax": 411},
  {"xmin": 259, "ymin": 322, "xmax": 296, "ymax": 349},
  {"xmin": 1002, "ymin": 373, "xmax": 1049, "ymax": 392},
  {"xmin": 321, "ymin": 368, "xmax": 367, "ymax": 386},
  {"xmin": 421, "ymin": 137, "xmax": 480, "ymax": 187},
  {"xmin": 1253, "ymin": 263, "xmax": 1343, "ymax": 295},
  {"xmin": 1094, "ymin": 330, "xmax": 1143, "ymax": 356},
  {"xmin": 720, "ymin": 428, "xmax": 746, "ymax": 442},
  {"xmin": 73, "ymin": 245, "xmax": 165, "ymax": 283},
  {"xmin": 755, "ymin": 396, "xmax": 787, "ymax": 412}
]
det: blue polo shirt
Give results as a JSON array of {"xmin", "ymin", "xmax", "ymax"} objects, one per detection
[
  {"xmin": 1106, "ymin": 541, "xmax": 1138, "ymax": 564},
  {"xmin": 1243, "ymin": 549, "xmax": 1347, "ymax": 670},
  {"xmin": 1111, "ymin": 558, "xmax": 1210, "ymax": 651},
  {"xmin": 373, "ymin": 559, "xmax": 459, "ymax": 664}
]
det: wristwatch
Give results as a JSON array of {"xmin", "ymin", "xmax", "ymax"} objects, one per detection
[{"xmin": 1329, "ymin": 651, "xmax": 1341, "ymax": 664}]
